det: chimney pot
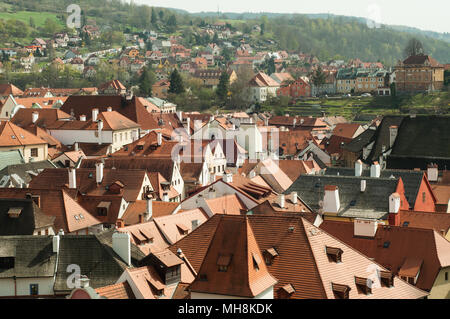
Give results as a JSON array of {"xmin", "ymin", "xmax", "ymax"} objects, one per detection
[
  {"xmin": 92, "ymin": 108, "xmax": 99, "ymax": 122},
  {"xmin": 278, "ymin": 194, "xmax": 285, "ymax": 209},
  {"xmin": 32, "ymin": 111, "xmax": 39, "ymax": 124},
  {"xmin": 68, "ymin": 168, "xmax": 76, "ymax": 189},
  {"xmin": 370, "ymin": 162, "xmax": 381, "ymax": 178}
]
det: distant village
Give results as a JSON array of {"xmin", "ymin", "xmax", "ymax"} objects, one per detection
[{"xmin": 0, "ymin": 18, "xmax": 449, "ymax": 301}]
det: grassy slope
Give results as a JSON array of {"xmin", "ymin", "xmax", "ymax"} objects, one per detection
[{"xmin": 0, "ymin": 11, "xmax": 63, "ymax": 27}]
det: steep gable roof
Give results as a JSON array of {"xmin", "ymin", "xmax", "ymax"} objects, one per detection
[
  {"xmin": 0, "ymin": 121, "xmax": 47, "ymax": 146},
  {"xmin": 189, "ymin": 216, "xmax": 277, "ymax": 297}
]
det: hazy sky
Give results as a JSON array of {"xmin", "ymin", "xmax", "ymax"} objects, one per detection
[{"xmin": 134, "ymin": 0, "xmax": 449, "ymax": 33}]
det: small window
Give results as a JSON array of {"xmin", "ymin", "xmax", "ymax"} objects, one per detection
[
  {"xmin": 445, "ymin": 272, "xmax": 448, "ymax": 281},
  {"xmin": 30, "ymin": 148, "xmax": 38, "ymax": 157},
  {"xmin": 402, "ymin": 221, "xmax": 409, "ymax": 227},
  {"xmin": 422, "ymin": 192, "xmax": 426, "ymax": 203},
  {"xmin": 30, "ymin": 284, "xmax": 39, "ymax": 296},
  {"xmin": 383, "ymin": 241, "xmax": 390, "ymax": 248}
]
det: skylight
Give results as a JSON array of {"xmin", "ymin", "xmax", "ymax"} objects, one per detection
[{"xmin": 383, "ymin": 241, "xmax": 390, "ymax": 248}]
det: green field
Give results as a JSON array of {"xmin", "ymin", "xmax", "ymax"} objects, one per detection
[{"xmin": 0, "ymin": 10, "xmax": 63, "ymax": 28}]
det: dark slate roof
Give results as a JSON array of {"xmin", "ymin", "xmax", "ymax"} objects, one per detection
[
  {"xmin": 0, "ymin": 199, "xmax": 55, "ymax": 235},
  {"xmin": 342, "ymin": 127, "xmax": 377, "ymax": 153},
  {"xmin": 0, "ymin": 236, "xmax": 56, "ymax": 278},
  {"xmin": 324, "ymin": 168, "xmax": 424, "ymax": 208},
  {"xmin": 366, "ymin": 116, "xmax": 405, "ymax": 163},
  {"xmin": 54, "ymin": 230, "xmax": 145, "ymax": 292},
  {"xmin": 390, "ymin": 116, "xmax": 450, "ymax": 160},
  {"xmin": 285, "ymin": 175, "xmax": 399, "ymax": 219}
]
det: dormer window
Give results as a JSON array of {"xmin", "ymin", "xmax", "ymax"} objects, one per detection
[
  {"xmin": 252, "ymin": 252, "xmax": 261, "ymax": 271},
  {"xmin": 217, "ymin": 254, "xmax": 232, "ymax": 272},
  {"xmin": 355, "ymin": 277, "xmax": 372, "ymax": 295},
  {"xmin": 332, "ymin": 283, "xmax": 350, "ymax": 299},
  {"xmin": 263, "ymin": 247, "xmax": 278, "ymax": 265},
  {"xmin": 380, "ymin": 271, "xmax": 394, "ymax": 288},
  {"xmin": 176, "ymin": 223, "xmax": 189, "ymax": 235},
  {"xmin": 326, "ymin": 246, "xmax": 343, "ymax": 263}
]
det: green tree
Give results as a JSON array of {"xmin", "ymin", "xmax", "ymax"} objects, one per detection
[
  {"xmin": 158, "ymin": 10, "xmax": 164, "ymax": 21},
  {"xmin": 139, "ymin": 66, "xmax": 156, "ymax": 96},
  {"xmin": 151, "ymin": 8, "xmax": 157, "ymax": 25},
  {"xmin": 43, "ymin": 18, "xmax": 59, "ymax": 36},
  {"xmin": 169, "ymin": 69, "xmax": 185, "ymax": 94},
  {"xmin": 267, "ymin": 57, "xmax": 276, "ymax": 75},
  {"xmin": 216, "ymin": 71, "xmax": 230, "ymax": 105},
  {"xmin": 311, "ymin": 66, "xmax": 327, "ymax": 95}
]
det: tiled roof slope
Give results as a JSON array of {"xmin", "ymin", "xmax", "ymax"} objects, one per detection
[
  {"xmin": 285, "ymin": 175, "xmax": 398, "ymax": 218},
  {"xmin": 189, "ymin": 216, "xmax": 278, "ymax": 297},
  {"xmin": 95, "ymin": 281, "xmax": 136, "ymax": 299},
  {"xmin": 0, "ymin": 198, "xmax": 55, "ymax": 235},
  {"xmin": 320, "ymin": 220, "xmax": 450, "ymax": 292},
  {"xmin": 0, "ymin": 121, "xmax": 47, "ymax": 146},
  {"xmin": 324, "ymin": 167, "xmax": 427, "ymax": 208},
  {"xmin": 172, "ymin": 215, "xmax": 427, "ymax": 299},
  {"xmin": 81, "ymin": 157, "xmax": 176, "ymax": 182},
  {"xmin": 390, "ymin": 116, "xmax": 450, "ymax": 159}
]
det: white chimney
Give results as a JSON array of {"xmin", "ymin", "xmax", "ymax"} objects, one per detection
[
  {"xmin": 354, "ymin": 219, "xmax": 378, "ymax": 238},
  {"xmin": 112, "ymin": 232, "xmax": 131, "ymax": 266},
  {"xmin": 370, "ymin": 162, "xmax": 381, "ymax": 178},
  {"xmin": 177, "ymin": 111, "xmax": 183, "ymax": 122},
  {"xmin": 389, "ymin": 126, "xmax": 398, "ymax": 148},
  {"xmin": 389, "ymin": 193, "xmax": 401, "ymax": 214},
  {"xmin": 107, "ymin": 107, "xmax": 113, "ymax": 112},
  {"xmin": 92, "ymin": 108, "xmax": 99, "ymax": 122},
  {"xmin": 52, "ymin": 234, "xmax": 60, "ymax": 253},
  {"xmin": 427, "ymin": 164, "xmax": 438, "ymax": 182},
  {"xmin": 162, "ymin": 192, "xmax": 169, "ymax": 202},
  {"xmin": 157, "ymin": 132, "xmax": 162, "ymax": 146},
  {"xmin": 361, "ymin": 180, "xmax": 367, "ymax": 192},
  {"xmin": 264, "ymin": 118, "xmax": 269, "ymax": 126},
  {"xmin": 355, "ymin": 160, "xmax": 363, "ymax": 177},
  {"xmin": 145, "ymin": 198, "xmax": 153, "ymax": 220},
  {"xmin": 97, "ymin": 119, "xmax": 103, "ymax": 145},
  {"xmin": 210, "ymin": 116, "xmax": 215, "ymax": 122},
  {"xmin": 68, "ymin": 168, "xmax": 76, "ymax": 189},
  {"xmin": 249, "ymin": 170, "xmax": 256, "ymax": 179},
  {"xmin": 223, "ymin": 172, "xmax": 233, "ymax": 183},
  {"xmin": 278, "ymin": 194, "xmax": 285, "ymax": 209},
  {"xmin": 32, "ymin": 111, "xmax": 39, "ymax": 124},
  {"xmin": 74, "ymin": 142, "xmax": 79, "ymax": 151},
  {"xmin": 79, "ymin": 276, "xmax": 90, "ymax": 288},
  {"xmin": 323, "ymin": 185, "xmax": 340, "ymax": 213},
  {"xmin": 79, "ymin": 114, "xmax": 86, "ymax": 121},
  {"xmin": 95, "ymin": 161, "xmax": 104, "ymax": 184},
  {"xmin": 186, "ymin": 117, "xmax": 191, "ymax": 136},
  {"xmin": 291, "ymin": 192, "xmax": 298, "ymax": 204}
]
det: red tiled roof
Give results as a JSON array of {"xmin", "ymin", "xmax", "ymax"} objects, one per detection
[
  {"xmin": 95, "ymin": 281, "xmax": 136, "ymax": 299},
  {"xmin": 0, "ymin": 121, "xmax": 47, "ymax": 146}
]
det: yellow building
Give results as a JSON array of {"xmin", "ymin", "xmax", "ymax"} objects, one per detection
[{"xmin": 0, "ymin": 121, "xmax": 48, "ymax": 163}]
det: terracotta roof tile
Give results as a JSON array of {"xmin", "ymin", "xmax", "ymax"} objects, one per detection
[
  {"xmin": 95, "ymin": 281, "xmax": 136, "ymax": 299},
  {"xmin": 0, "ymin": 121, "xmax": 47, "ymax": 146}
]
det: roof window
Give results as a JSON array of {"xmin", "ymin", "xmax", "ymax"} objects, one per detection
[{"xmin": 325, "ymin": 246, "xmax": 343, "ymax": 263}]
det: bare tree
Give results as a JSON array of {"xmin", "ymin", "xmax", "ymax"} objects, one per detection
[{"xmin": 404, "ymin": 38, "xmax": 424, "ymax": 57}]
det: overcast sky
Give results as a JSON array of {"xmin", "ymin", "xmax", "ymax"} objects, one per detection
[{"xmin": 133, "ymin": 0, "xmax": 449, "ymax": 33}]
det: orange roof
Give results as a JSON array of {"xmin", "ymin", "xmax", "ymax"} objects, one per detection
[
  {"xmin": 320, "ymin": 220, "xmax": 450, "ymax": 292},
  {"xmin": 62, "ymin": 191, "xmax": 102, "ymax": 233},
  {"xmin": 400, "ymin": 210, "xmax": 450, "ymax": 235},
  {"xmin": 250, "ymin": 72, "xmax": 280, "ymax": 87},
  {"xmin": 332, "ymin": 123, "xmax": 362, "ymax": 139},
  {"xmin": 47, "ymin": 111, "xmax": 140, "ymax": 131},
  {"xmin": 189, "ymin": 216, "xmax": 278, "ymax": 297},
  {"xmin": 172, "ymin": 215, "xmax": 428, "ymax": 299},
  {"xmin": 154, "ymin": 208, "xmax": 209, "ymax": 244},
  {"xmin": 0, "ymin": 84, "xmax": 24, "ymax": 96},
  {"xmin": 0, "ymin": 121, "xmax": 47, "ymax": 146},
  {"xmin": 122, "ymin": 200, "xmax": 179, "ymax": 225},
  {"xmin": 205, "ymin": 194, "xmax": 247, "ymax": 216},
  {"xmin": 95, "ymin": 281, "xmax": 136, "ymax": 299},
  {"xmin": 119, "ymin": 221, "xmax": 170, "ymax": 255},
  {"xmin": 123, "ymin": 266, "xmax": 177, "ymax": 299},
  {"xmin": 13, "ymin": 96, "xmax": 68, "ymax": 108},
  {"xmin": 12, "ymin": 108, "xmax": 71, "ymax": 127}
]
